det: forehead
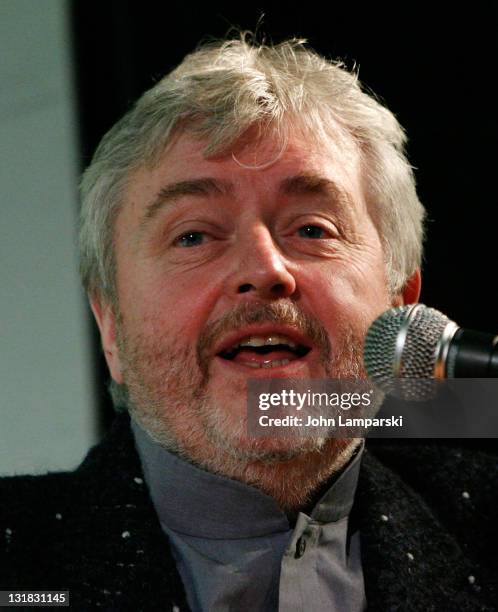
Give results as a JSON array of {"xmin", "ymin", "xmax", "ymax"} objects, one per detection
[{"xmin": 119, "ymin": 128, "xmax": 364, "ymax": 230}]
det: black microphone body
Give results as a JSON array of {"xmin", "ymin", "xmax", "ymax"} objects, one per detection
[{"xmin": 447, "ymin": 328, "xmax": 498, "ymax": 378}]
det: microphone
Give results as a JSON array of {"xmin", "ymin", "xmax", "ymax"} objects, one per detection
[{"xmin": 363, "ymin": 305, "xmax": 498, "ymax": 390}]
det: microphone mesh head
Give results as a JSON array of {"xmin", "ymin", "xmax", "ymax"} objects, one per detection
[{"xmin": 364, "ymin": 304, "xmax": 454, "ymax": 398}]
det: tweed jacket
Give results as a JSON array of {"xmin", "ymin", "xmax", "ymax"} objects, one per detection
[{"xmin": 1, "ymin": 414, "xmax": 497, "ymax": 611}]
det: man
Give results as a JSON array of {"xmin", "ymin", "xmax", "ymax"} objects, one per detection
[{"xmin": 1, "ymin": 37, "xmax": 496, "ymax": 611}]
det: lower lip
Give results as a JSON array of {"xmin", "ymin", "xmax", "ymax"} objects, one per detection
[{"xmin": 212, "ymin": 352, "xmax": 316, "ymax": 377}]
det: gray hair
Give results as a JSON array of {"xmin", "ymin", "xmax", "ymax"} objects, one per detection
[{"xmin": 79, "ymin": 35, "xmax": 425, "ymax": 303}]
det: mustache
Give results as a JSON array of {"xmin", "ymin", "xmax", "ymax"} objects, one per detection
[{"xmin": 196, "ymin": 300, "xmax": 331, "ymax": 367}]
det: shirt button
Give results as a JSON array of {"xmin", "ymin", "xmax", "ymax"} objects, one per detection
[{"xmin": 295, "ymin": 536, "xmax": 307, "ymax": 559}]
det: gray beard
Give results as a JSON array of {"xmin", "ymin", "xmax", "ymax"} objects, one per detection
[{"xmin": 113, "ymin": 300, "xmax": 373, "ymax": 507}]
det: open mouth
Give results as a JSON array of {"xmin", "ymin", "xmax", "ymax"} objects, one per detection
[{"xmin": 217, "ymin": 333, "xmax": 311, "ymax": 369}]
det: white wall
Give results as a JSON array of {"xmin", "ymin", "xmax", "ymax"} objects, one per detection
[{"xmin": 0, "ymin": 0, "xmax": 97, "ymax": 475}]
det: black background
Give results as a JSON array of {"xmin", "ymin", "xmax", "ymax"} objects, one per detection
[{"xmin": 70, "ymin": 3, "xmax": 497, "ymax": 430}]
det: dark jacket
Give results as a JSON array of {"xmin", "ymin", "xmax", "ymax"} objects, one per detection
[{"xmin": 1, "ymin": 414, "xmax": 497, "ymax": 611}]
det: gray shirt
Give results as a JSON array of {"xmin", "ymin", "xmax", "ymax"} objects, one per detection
[{"xmin": 132, "ymin": 418, "xmax": 366, "ymax": 612}]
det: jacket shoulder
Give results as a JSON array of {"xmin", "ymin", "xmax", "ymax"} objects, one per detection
[
  {"xmin": 360, "ymin": 440, "xmax": 498, "ymax": 610},
  {"xmin": 367, "ymin": 439, "xmax": 498, "ymax": 565},
  {"xmin": 0, "ymin": 415, "xmax": 189, "ymax": 611}
]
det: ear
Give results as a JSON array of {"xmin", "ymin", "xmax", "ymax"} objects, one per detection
[
  {"xmin": 90, "ymin": 294, "xmax": 124, "ymax": 384},
  {"xmin": 391, "ymin": 269, "xmax": 422, "ymax": 307}
]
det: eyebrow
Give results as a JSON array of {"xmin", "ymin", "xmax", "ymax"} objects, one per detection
[
  {"xmin": 279, "ymin": 174, "xmax": 354, "ymax": 210},
  {"xmin": 140, "ymin": 172, "xmax": 353, "ymax": 232},
  {"xmin": 141, "ymin": 177, "xmax": 233, "ymax": 227}
]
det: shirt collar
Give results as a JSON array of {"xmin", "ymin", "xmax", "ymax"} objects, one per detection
[{"xmin": 131, "ymin": 417, "xmax": 363, "ymax": 539}]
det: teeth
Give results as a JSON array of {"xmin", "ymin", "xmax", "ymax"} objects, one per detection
[
  {"xmin": 240, "ymin": 359, "xmax": 291, "ymax": 369},
  {"xmin": 262, "ymin": 359, "xmax": 290, "ymax": 368},
  {"xmin": 237, "ymin": 334, "xmax": 297, "ymax": 349}
]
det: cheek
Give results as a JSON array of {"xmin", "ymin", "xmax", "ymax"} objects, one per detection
[
  {"xmin": 337, "ymin": 237, "xmax": 391, "ymax": 302},
  {"xmin": 120, "ymin": 265, "xmax": 224, "ymax": 345},
  {"xmin": 300, "ymin": 255, "xmax": 390, "ymax": 331}
]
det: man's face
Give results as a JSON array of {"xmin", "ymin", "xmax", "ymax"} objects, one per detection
[{"xmin": 97, "ymin": 129, "xmax": 398, "ymax": 478}]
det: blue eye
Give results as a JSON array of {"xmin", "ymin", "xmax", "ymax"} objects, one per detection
[
  {"xmin": 298, "ymin": 225, "xmax": 325, "ymax": 239},
  {"xmin": 177, "ymin": 231, "xmax": 204, "ymax": 247}
]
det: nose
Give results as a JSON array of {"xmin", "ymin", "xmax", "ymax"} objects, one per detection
[{"xmin": 228, "ymin": 226, "xmax": 297, "ymax": 300}]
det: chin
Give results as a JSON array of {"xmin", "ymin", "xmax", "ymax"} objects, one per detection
[
  {"xmin": 207, "ymin": 435, "xmax": 359, "ymax": 511},
  {"xmin": 215, "ymin": 430, "xmax": 328, "ymax": 463}
]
